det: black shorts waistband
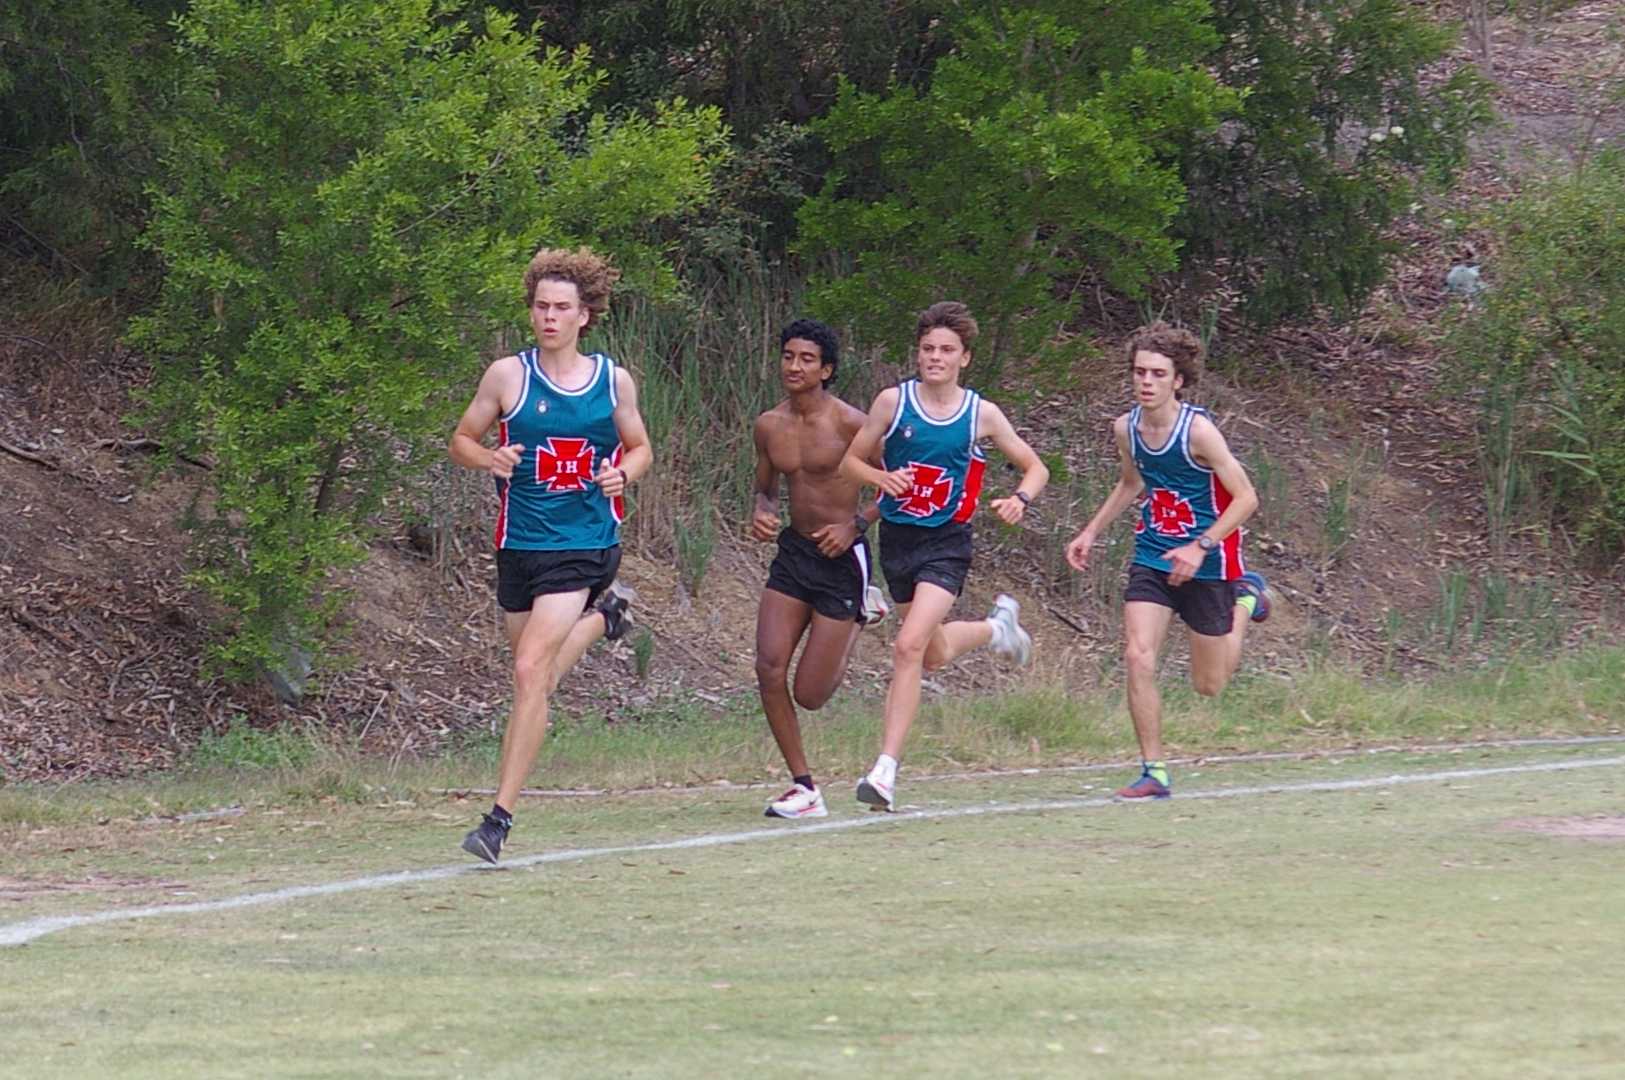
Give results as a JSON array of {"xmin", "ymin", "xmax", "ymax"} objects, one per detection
[
  {"xmin": 878, "ymin": 519, "xmax": 972, "ymax": 543},
  {"xmin": 779, "ymin": 526, "xmax": 868, "ymax": 560}
]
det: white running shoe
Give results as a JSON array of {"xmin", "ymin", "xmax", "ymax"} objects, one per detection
[
  {"xmin": 855, "ymin": 764, "xmax": 896, "ymax": 812},
  {"xmin": 765, "ymin": 783, "xmax": 827, "ymax": 819},
  {"xmin": 987, "ymin": 594, "xmax": 1033, "ymax": 666},
  {"xmin": 860, "ymin": 585, "xmax": 890, "ymax": 627}
]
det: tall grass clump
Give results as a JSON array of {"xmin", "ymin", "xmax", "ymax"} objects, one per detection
[
  {"xmin": 596, "ymin": 262, "xmax": 888, "ymax": 595},
  {"xmin": 188, "ymin": 718, "xmax": 320, "ymax": 771},
  {"xmin": 1448, "ymin": 153, "xmax": 1625, "ymax": 560}
]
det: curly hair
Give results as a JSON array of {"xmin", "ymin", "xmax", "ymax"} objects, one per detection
[
  {"xmin": 915, "ymin": 301, "xmax": 979, "ymax": 349},
  {"xmin": 1124, "ymin": 322, "xmax": 1205, "ymax": 394},
  {"xmin": 780, "ymin": 319, "xmax": 841, "ymax": 387},
  {"xmin": 522, "ymin": 247, "xmax": 620, "ymax": 324}
]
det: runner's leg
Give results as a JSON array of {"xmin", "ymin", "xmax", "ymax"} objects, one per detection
[
  {"xmin": 879, "ymin": 582, "xmax": 958, "ymax": 759},
  {"xmin": 495, "ymin": 588, "xmax": 590, "ymax": 810},
  {"xmin": 1123, "ymin": 600, "xmax": 1175, "ymax": 762},
  {"xmin": 1188, "ymin": 605, "xmax": 1248, "ymax": 697},
  {"xmin": 756, "ymin": 589, "xmax": 815, "ymax": 779},
  {"xmin": 921, "ymin": 614, "xmax": 994, "ymax": 671},
  {"xmin": 791, "ymin": 612, "xmax": 861, "ymax": 710}
]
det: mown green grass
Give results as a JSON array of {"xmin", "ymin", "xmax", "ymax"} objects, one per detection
[
  {"xmin": 4, "ymin": 648, "xmax": 1621, "ymax": 830},
  {"xmin": 2, "ymin": 747, "xmax": 1622, "ymax": 1078}
]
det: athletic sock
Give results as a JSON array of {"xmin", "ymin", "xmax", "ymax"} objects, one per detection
[
  {"xmin": 1235, "ymin": 594, "xmax": 1258, "ymax": 617},
  {"xmin": 793, "ymin": 774, "xmax": 815, "ymax": 793},
  {"xmin": 1144, "ymin": 761, "xmax": 1169, "ymax": 786},
  {"xmin": 490, "ymin": 803, "xmax": 513, "ymax": 830},
  {"xmin": 874, "ymin": 754, "xmax": 898, "ymax": 782}
]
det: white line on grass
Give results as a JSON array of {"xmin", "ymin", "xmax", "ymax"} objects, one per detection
[
  {"xmin": 447, "ymin": 734, "xmax": 1625, "ymax": 798},
  {"xmin": 4, "ymin": 754, "xmax": 1622, "ymax": 948}
]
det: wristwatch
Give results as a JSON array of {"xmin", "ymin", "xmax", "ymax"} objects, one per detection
[{"xmin": 1196, "ymin": 534, "xmax": 1218, "ymax": 552}]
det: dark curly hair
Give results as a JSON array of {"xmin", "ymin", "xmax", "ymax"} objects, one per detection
[{"xmin": 780, "ymin": 319, "xmax": 841, "ymax": 387}]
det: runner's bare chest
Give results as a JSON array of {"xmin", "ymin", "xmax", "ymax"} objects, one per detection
[{"xmin": 769, "ymin": 409, "xmax": 855, "ymax": 479}]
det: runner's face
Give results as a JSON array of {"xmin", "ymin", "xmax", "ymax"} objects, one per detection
[
  {"xmin": 780, "ymin": 337, "xmax": 830, "ymax": 392},
  {"xmin": 530, "ymin": 279, "xmax": 590, "ymax": 352},
  {"xmin": 916, "ymin": 327, "xmax": 969, "ymax": 385},
  {"xmin": 1132, "ymin": 349, "xmax": 1182, "ymax": 409}
]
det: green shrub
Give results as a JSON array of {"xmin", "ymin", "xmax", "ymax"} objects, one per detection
[
  {"xmin": 798, "ymin": 1, "xmax": 1234, "ymax": 381},
  {"xmin": 127, "ymin": 0, "xmax": 724, "ymax": 677},
  {"xmin": 0, "ymin": 0, "xmax": 175, "ymax": 289},
  {"xmin": 1177, "ymin": 0, "xmax": 1493, "ymax": 324},
  {"xmin": 1448, "ymin": 154, "xmax": 1625, "ymax": 557}
]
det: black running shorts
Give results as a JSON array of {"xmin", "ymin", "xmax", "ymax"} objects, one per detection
[
  {"xmin": 765, "ymin": 528, "xmax": 874, "ymax": 622},
  {"xmin": 879, "ymin": 519, "xmax": 972, "ymax": 605},
  {"xmin": 1124, "ymin": 563, "xmax": 1235, "ymax": 637},
  {"xmin": 496, "ymin": 546, "xmax": 621, "ymax": 614}
]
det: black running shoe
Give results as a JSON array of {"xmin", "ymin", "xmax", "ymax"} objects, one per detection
[
  {"xmin": 598, "ymin": 582, "xmax": 637, "ymax": 642},
  {"xmin": 461, "ymin": 813, "xmax": 510, "ymax": 864}
]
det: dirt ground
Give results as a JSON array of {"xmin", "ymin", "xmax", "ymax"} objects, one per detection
[{"xmin": 3, "ymin": 4, "xmax": 1623, "ymax": 781}]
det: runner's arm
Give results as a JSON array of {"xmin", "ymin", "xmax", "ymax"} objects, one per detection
[
  {"xmin": 979, "ymin": 400, "xmax": 1049, "ymax": 525},
  {"xmin": 1184, "ymin": 414, "xmax": 1258, "ymax": 545},
  {"xmin": 1160, "ymin": 416, "xmax": 1256, "ymax": 586},
  {"xmin": 449, "ymin": 356, "xmax": 523, "ymax": 478},
  {"xmin": 1065, "ymin": 416, "xmax": 1145, "ymax": 571},
  {"xmin": 595, "ymin": 366, "xmax": 654, "ymax": 497},
  {"xmin": 839, "ymin": 388, "xmax": 913, "ymax": 497},
  {"xmin": 750, "ymin": 415, "xmax": 781, "ymax": 542}
]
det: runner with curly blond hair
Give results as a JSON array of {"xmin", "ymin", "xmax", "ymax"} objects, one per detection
[{"xmin": 449, "ymin": 246, "xmax": 651, "ymax": 863}]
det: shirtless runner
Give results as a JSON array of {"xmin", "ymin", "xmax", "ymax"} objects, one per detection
[{"xmin": 751, "ymin": 320, "xmax": 886, "ymax": 819}]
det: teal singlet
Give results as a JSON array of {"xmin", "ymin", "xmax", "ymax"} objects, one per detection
[
  {"xmin": 494, "ymin": 350, "xmax": 624, "ymax": 550},
  {"xmin": 879, "ymin": 380, "xmax": 986, "ymax": 528},
  {"xmin": 1129, "ymin": 402, "xmax": 1244, "ymax": 581}
]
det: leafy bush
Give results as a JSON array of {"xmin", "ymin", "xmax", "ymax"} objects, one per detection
[
  {"xmin": 797, "ymin": 0, "xmax": 1234, "ymax": 380},
  {"xmin": 1449, "ymin": 155, "xmax": 1625, "ymax": 557},
  {"xmin": 1177, "ymin": 0, "xmax": 1493, "ymax": 324},
  {"xmin": 128, "ymin": 0, "xmax": 724, "ymax": 677},
  {"xmin": 0, "ymin": 0, "xmax": 177, "ymax": 289}
]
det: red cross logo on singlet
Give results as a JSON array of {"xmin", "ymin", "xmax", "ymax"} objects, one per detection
[
  {"xmin": 1147, "ymin": 487, "xmax": 1197, "ymax": 537},
  {"xmin": 535, "ymin": 437, "xmax": 596, "ymax": 492},
  {"xmin": 896, "ymin": 462, "xmax": 954, "ymax": 518}
]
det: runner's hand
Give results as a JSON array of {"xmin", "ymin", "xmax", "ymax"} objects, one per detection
[
  {"xmin": 877, "ymin": 466, "xmax": 914, "ymax": 498},
  {"xmin": 594, "ymin": 461, "xmax": 627, "ymax": 497},
  {"xmin": 1165, "ymin": 541, "xmax": 1203, "ymax": 586},
  {"xmin": 750, "ymin": 507, "xmax": 779, "ymax": 543},
  {"xmin": 490, "ymin": 443, "xmax": 525, "ymax": 480},
  {"xmin": 810, "ymin": 520, "xmax": 859, "ymax": 558},
  {"xmin": 989, "ymin": 496, "xmax": 1026, "ymax": 525},
  {"xmin": 1065, "ymin": 530, "xmax": 1094, "ymax": 572}
]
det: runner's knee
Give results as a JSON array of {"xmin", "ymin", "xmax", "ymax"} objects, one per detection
[
  {"xmin": 1192, "ymin": 669, "xmax": 1228, "ymax": 697},
  {"xmin": 893, "ymin": 633, "xmax": 930, "ymax": 668},
  {"xmin": 792, "ymin": 678, "xmax": 835, "ymax": 711},
  {"xmin": 513, "ymin": 654, "xmax": 549, "ymax": 696},
  {"xmin": 1124, "ymin": 641, "xmax": 1158, "ymax": 678},
  {"xmin": 755, "ymin": 651, "xmax": 790, "ymax": 688}
]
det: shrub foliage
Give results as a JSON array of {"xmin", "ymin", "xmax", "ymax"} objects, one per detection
[{"xmin": 127, "ymin": 0, "xmax": 723, "ymax": 674}]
